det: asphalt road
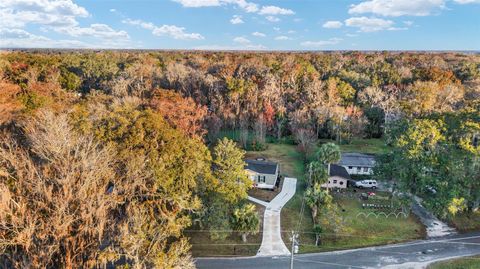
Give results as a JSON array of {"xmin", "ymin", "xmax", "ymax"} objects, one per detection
[{"xmin": 195, "ymin": 232, "xmax": 480, "ymax": 269}]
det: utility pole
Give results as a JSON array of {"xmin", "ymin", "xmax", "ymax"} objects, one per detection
[{"xmin": 290, "ymin": 231, "xmax": 298, "ymax": 269}]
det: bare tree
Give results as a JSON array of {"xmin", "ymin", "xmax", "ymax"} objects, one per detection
[
  {"xmin": 358, "ymin": 86, "xmax": 399, "ymax": 134},
  {"xmin": 293, "ymin": 127, "xmax": 317, "ymax": 158},
  {"xmin": 0, "ymin": 110, "xmax": 116, "ymax": 268}
]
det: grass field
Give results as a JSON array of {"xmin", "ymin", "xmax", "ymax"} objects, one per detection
[
  {"xmin": 427, "ymin": 255, "xmax": 480, "ymax": 269},
  {"xmin": 318, "ymin": 138, "xmax": 390, "ymax": 155}
]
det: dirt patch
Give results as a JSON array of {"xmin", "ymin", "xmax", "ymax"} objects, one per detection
[{"xmin": 248, "ymin": 177, "xmax": 284, "ymax": 202}]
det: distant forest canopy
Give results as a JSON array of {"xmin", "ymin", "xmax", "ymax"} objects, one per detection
[{"xmin": 1, "ymin": 50, "xmax": 479, "ymax": 144}]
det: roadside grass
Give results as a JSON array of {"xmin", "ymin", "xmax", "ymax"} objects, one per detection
[
  {"xmin": 318, "ymin": 138, "xmax": 390, "ymax": 155},
  {"xmin": 427, "ymin": 255, "xmax": 480, "ymax": 269},
  {"xmin": 186, "ymin": 202, "xmax": 264, "ymax": 257},
  {"xmin": 448, "ymin": 211, "xmax": 480, "ymax": 233}
]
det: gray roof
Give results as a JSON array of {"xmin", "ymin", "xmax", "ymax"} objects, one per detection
[
  {"xmin": 245, "ymin": 159, "xmax": 278, "ymax": 175},
  {"xmin": 338, "ymin": 152, "xmax": 376, "ymax": 167},
  {"xmin": 329, "ymin": 164, "xmax": 351, "ymax": 180}
]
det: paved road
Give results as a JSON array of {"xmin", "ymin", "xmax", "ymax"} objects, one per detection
[
  {"xmin": 195, "ymin": 232, "xmax": 480, "ymax": 269},
  {"xmin": 248, "ymin": 177, "xmax": 297, "ymax": 256},
  {"xmin": 411, "ymin": 195, "xmax": 456, "ymax": 238}
]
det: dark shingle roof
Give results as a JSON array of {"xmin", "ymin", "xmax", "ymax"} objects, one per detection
[
  {"xmin": 329, "ymin": 164, "xmax": 351, "ymax": 180},
  {"xmin": 338, "ymin": 153, "xmax": 376, "ymax": 167},
  {"xmin": 245, "ymin": 159, "xmax": 278, "ymax": 175}
]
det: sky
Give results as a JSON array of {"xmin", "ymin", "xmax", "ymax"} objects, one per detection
[{"xmin": 0, "ymin": 0, "xmax": 479, "ymax": 50}]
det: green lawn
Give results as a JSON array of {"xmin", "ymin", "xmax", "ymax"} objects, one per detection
[
  {"xmin": 318, "ymin": 138, "xmax": 390, "ymax": 155},
  {"xmin": 428, "ymin": 255, "xmax": 480, "ymax": 269}
]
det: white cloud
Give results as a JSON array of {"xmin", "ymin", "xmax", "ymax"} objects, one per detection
[
  {"xmin": 218, "ymin": 36, "xmax": 266, "ymax": 50},
  {"xmin": 230, "ymin": 15, "xmax": 244, "ymax": 24},
  {"xmin": 403, "ymin": 20, "xmax": 414, "ymax": 26},
  {"xmin": 55, "ymin": 24, "xmax": 129, "ymax": 39},
  {"xmin": 0, "ymin": 28, "xmax": 91, "ymax": 48},
  {"xmin": 323, "ymin": 21, "xmax": 343, "ymax": 29},
  {"xmin": 300, "ymin": 38, "xmax": 342, "ymax": 47},
  {"xmin": 172, "ymin": 0, "xmax": 258, "ymax": 12},
  {"xmin": 453, "ymin": 0, "xmax": 480, "ymax": 3},
  {"xmin": 123, "ymin": 18, "xmax": 204, "ymax": 40},
  {"xmin": 233, "ymin": 36, "xmax": 251, "ymax": 44},
  {"xmin": 275, "ymin": 35, "xmax": 291, "ymax": 40},
  {"xmin": 172, "ymin": 0, "xmax": 221, "ymax": 7},
  {"xmin": 109, "ymin": 8, "xmax": 116, "ymax": 12},
  {"xmin": 193, "ymin": 43, "xmax": 266, "ymax": 50},
  {"xmin": 345, "ymin": 16, "xmax": 396, "ymax": 32},
  {"xmin": 0, "ymin": 0, "xmax": 131, "ymax": 47},
  {"xmin": 172, "ymin": 0, "xmax": 297, "ymax": 16},
  {"xmin": 259, "ymin": 5, "xmax": 294, "ymax": 15},
  {"xmin": 252, "ymin": 31, "xmax": 266, "ymax": 37},
  {"xmin": 348, "ymin": 0, "xmax": 445, "ymax": 17},
  {"xmin": 266, "ymin": 16, "xmax": 280, "ymax": 22},
  {"xmin": 0, "ymin": 0, "xmax": 88, "ymax": 28}
]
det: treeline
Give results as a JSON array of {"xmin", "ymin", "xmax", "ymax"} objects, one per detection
[{"xmin": 1, "ymin": 51, "xmax": 479, "ymax": 147}]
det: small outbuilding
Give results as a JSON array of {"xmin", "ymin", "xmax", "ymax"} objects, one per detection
[
  {"xmin": 322, "ymin": 164, "xmax": 350, "ymax": 189},
  {"xmin": 245, "ymin": 158, "xmax": 279, "ymax": 189}
]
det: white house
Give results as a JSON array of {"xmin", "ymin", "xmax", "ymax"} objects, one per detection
[
  {"xmin": 338, "ymin": 153, "xmax": 376, "ymax": 175},
  {"xmin": 321, "ymin": 164, "xmax": 350, "ymax": 189},
  {"xmin": 245, "ymin": 158, "xmax": 279, "ymax": 189}
]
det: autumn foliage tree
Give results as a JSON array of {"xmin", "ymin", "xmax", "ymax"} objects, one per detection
[{"xmin": 149, "ymin": 89, "xmax": 208, "ymax": 139}]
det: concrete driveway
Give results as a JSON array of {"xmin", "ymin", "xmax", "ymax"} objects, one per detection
[{"xmin": 248, "ymin": 177, "xmax": 297, "ymax": 257}]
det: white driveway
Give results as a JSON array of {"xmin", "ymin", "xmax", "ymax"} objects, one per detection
[{"xmin": 247, "ymin": 177, "xmax": 297, "ymax": 257}]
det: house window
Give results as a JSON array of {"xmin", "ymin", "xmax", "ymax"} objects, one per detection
[
  {"xmin": 363, "ymin": 167, "xmax": 368, "ymax": 172},
  {"xmin": 348, "ymin": 166, "xmax": 353, "ymax": 169},
  {"xmin": 357, "ymin": 167, "xmax": 361, "ymax": 172},
  {"xmin": 258, "ymin": 175, "xmax": 266, "ymax": 183},
  {"xmin": 333, "ymin": 179, "xmax": 338, "ymax": 184},
  {"xmin": 339, "ymin": 181, "xmax": 344, "ymax": 185}
]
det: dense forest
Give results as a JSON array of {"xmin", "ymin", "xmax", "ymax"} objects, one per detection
[{"xmin": 0, "ymin": 50, "xmax": 479, "ymax": 268}]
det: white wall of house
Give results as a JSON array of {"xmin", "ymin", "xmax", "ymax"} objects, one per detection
[
  {"xmin": 321, "ymin": 176, "xmax": 347, "ymax": 189},
  {"xmin": 246, "ymin": 169, "xmax": 277, "ymax": 189},
  {"xmin": 343, "ymin": 165, "xmax": 373, "ymax": 175}
]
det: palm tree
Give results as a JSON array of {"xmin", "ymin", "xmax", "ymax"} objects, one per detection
[
  {"xmin": 313, "ymin": 224, "xmax": 323, "ymax": 246},
  {"xmin": 305, "ymin": 184, "xmax": 332, "ymax": 221},
  {"xmin": 316, "ymin": 142, "xmax": 341, "ymax": 175}
]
